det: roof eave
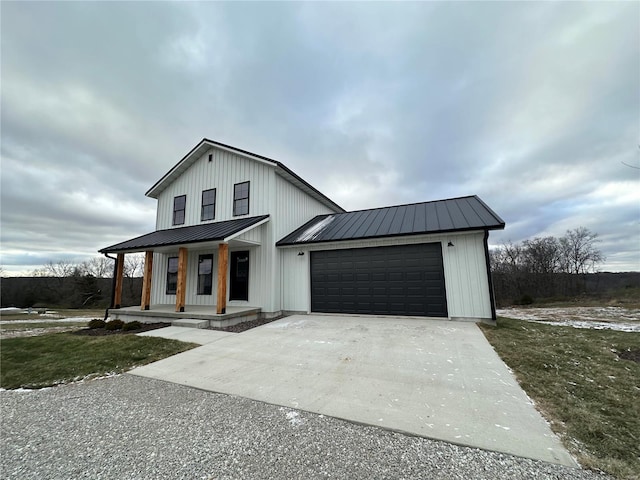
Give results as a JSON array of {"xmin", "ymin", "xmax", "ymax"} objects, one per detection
[{"xmin": 276, "ymin": 225, "xmax": 504, "ymax": 247}]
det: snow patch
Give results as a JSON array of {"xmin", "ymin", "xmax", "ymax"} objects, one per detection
[
  {"xmin": 279, "ymin": 407, "xmax": 304, "ymax": 426},
  {"xmin": 294, "ymin": 215, "xmax": 336, "ymax": 242},
  {"xmin": 0, "ymin": 317, "xmax": 95, "ymax": 325},
  {"xmin": 498, "ymin": 307, "xmax": 640, "ymax": 332},
  {"xmin": 0, "ymin": 386, "xmax": 53, "ymax": 393}
]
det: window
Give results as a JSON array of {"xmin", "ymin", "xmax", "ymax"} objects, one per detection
[
  {"xmin": 173, "ymin": 195, "xmax": 186, "ymax": 225},
  {"xmin": 166, "ymin": 257, "xmax": 178, "ymax": 294},
  {"xmin": 197, "ymin": 254, "xmax": 213, "ymax": 295},
  {"xmin": 233, "ymin": 181, "xmax": 250, "ymax": 216},
  {"xmin": 201, "ymin": 189, "xmax": 216, "ymax": 221}
]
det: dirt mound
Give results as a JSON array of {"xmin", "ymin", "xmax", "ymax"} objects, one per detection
[
  {"xmin": 617, "ymin": 349, "xmax": 640, "ymax": 364},
  {"xmin": 73, "ymin": 323, "xmax": 171, "ymax": 336}
]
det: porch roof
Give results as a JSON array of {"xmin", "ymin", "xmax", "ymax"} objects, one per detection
[{"xmin": 99, "ymin": 215, "xmax": 269, "ymax": 254}]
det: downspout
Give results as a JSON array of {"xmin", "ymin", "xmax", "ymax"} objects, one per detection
[
  {"xmin": 103, "ymin": 253, "xmax": 118, "ymax": 321},
  {"xmin": 483, "ymin": 230, "xmax": 497, "ymax": 321}
]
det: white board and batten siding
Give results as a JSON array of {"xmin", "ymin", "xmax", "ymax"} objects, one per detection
[
  {"xmin": 274, "ymin": 173, "xmax": 337, "ymax": 239},
  {"xmin": 149, "ymin": 147, "xmax": 336, "ymax": 314},
  {"xmin": 155, "ymin": 148, "xmax": 274, "ymax": 230},
  {"xmin": 280, "ymin": 231, "xmax": 493, "ymax": 320},
  {"xmin": 149, "ymin": 242, "xmax": 267, "ymax": 308},
  {"xmin": 271, "ymin": 173, "xmax": 338, "ymax": 313}
]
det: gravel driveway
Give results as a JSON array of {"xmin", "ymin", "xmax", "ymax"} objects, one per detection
[{"xmin": 0, "ymin": 375, "xmax": 608, "ymax": 480}]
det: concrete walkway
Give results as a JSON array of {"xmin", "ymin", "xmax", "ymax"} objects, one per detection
[
  {"xmin": 137, "ymin": 326, "xmax": 233, "ymax": 345},
  {"xmin": 130, "ymin": 315, "xmax": 577, "ymax": 467}
]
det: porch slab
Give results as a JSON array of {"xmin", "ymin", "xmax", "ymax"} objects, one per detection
[
  {"xmin": 172, "ymin": 319, "xmax": 209, "ymax": 329},
  {"xmin": 111, "ymin": 305, "xmax": 262, "ymax": 326}
]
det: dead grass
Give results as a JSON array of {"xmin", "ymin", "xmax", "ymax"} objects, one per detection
[
  {"xmin": 1, "ymin": 332, "xmax": 197, "ymax": 389},
  {"xmin": 0, "ymin": 308, "xmax": 105, "ymax": 322},
  {"xmin": 480, "ymin": 317, "xmax": 640, "ymax": 479}
]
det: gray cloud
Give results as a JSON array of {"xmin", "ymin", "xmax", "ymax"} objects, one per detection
[{"xmin": 1, "ymin": 1, "xmax": 638, "ymax": 274}]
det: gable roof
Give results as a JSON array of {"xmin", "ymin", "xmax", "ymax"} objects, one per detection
[
  {"xmin": 276, "ymin": 196, "xmax": 505, "ymax": 246},
  {"xmin": 100, "ymin": 215, "xmax": 269, "ymax": 254},
  {"xmin": 146, "ymin": 138, "xmax": 345, "ymax": 213}
]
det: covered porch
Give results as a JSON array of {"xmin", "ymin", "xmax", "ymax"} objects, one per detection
[{"xmin": 99, "ymin": 215, "xmax": 270, "ymax": 322}]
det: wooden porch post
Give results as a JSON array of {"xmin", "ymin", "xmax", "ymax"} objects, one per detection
[
  {"xmin": 140, "ymin": 250, "xmax": 153, "ymax": 310},
  {"xmin": 217, "ymin": 243, "xmax": 228, "ymax": 314},
  {"xmin": 175, "ymin": 247, "xmax": 188, "ymax": 312},
  {"xmin": 114, "ymin": 253, "xmax": 124, "ymax": 309}
]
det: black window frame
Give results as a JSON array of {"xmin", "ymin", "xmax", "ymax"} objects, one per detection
[
  {"xmin": 173, "ymin": 195, "xmax": 186, "ymax": 226},
  {"xmin": 166, "ymin": 256, "xmax": 179, "ymax": 295},
  {"xmin": 201, "ymin": 188, "xmax": 216, "ymax": 221},
  {"xmin": 197, "ymin": 254, "xmax": 214, "ymax": 295},
  {"xmin": 233, "ymin": 181, "xmax": 250, "ymax": 216}
]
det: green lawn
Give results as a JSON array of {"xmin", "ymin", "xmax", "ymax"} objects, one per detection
[
  {"xmin": 480, "ymin": 317, "xmax": 640, "ymax": 479},
  {"xmin": 0, "ymin": 332, "xmax": 197, "ymax": 389}
]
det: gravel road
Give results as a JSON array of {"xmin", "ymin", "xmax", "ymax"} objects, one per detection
[{"xmin": 0, "ymin": 375, "xmax": 609, "ymax": 480}]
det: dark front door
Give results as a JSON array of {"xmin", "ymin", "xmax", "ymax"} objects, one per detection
[
  {"xmin": 230, "ymin": 251, "xmax": 250, "ymax": 301},
  {"xmin": 310, "ymin": 243, "xmax": 448, "ymax": 317}
]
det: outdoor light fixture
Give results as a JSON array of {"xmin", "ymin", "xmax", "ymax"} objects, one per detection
[
  {"xmin": 298, "ymin": 251, "xmax": 305, "ymax": 256},
  {"xmin": 447, "ymin": 241, "xmax": 455, "ymax": 247}
]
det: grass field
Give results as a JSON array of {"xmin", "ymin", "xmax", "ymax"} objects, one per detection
[
  {"xmin": 0, "ymin": 332, "xmax": 197, "ymax": 389},
  {"xmin": 0, "ymin": 308, "xmax": 105, "ymax": 322},
  {"xmin": 480, "ymin": 317, "xmax": 640, "ymax": 479},
  {"xmin": 1, "ymin": 321, "xmax": 89, "ymax": 330}
]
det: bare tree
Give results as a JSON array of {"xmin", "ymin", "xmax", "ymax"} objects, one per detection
[
  {"xmin": 560, "ymin": 227, "xmax": 604, "ymax": 274},
  {"xmin": 39, "ymin": 260, "xmax": 77, "ymax": 278},
  {"xmin": 124, "ymin": 253, "xmax": 144, "ymax": 279},
  {"xmin": 80, "ymin": 257, "xmax": 113, "ymax": 278},
  {"xmin": 523, "ymin": 237, "xmax": 561, "ymax": 274},
  {"xmin": 124, "ymin": 253, "xmax": 145, "ymax": 298}
]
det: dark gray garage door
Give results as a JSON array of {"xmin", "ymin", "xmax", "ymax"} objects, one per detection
[{"xmin": 310, "ymin": 243, "xmax": 448, "ymax": 317}]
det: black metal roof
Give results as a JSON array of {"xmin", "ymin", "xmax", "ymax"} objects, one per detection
[
  {"xmin": 100, "ymin": 215, "xmax": 269, "ymax": 253},
  {"xmin": 276, "ymin": 196, "xmax": 504, "ymax": 246}
]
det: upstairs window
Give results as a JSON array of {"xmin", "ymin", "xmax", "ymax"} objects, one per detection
[
  {"xmin": 166, "ymin": 256, "xmax": 178, "ymax": 294},
  {"xmin": 233, "ymin": 181, "xmax": 250, "ymax": 216},
  {"xmin": 201, "ymin": 189, "xmax": 216, "ymax": 221},
  {"xmin": 173, "ymin": 195, "xmax": 186, "ymax": 225}
]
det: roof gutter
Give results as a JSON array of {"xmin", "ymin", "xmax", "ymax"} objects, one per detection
[
  {"xmin": 483, "ymin": 230, "xmax": 497, "ymax": 321},
  {"xmin": 103, "ymin": 253, "xmax": 118, "ymax": 322}
]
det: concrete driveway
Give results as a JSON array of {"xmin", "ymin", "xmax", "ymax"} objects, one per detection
[{"xmin": 131, "ymin": 315, "xmax": 576, "ymax": 467}]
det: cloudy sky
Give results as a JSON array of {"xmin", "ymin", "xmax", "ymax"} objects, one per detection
[{"xmin": 1, "ymin": 1, "xmax": 639, "ymax": 275}]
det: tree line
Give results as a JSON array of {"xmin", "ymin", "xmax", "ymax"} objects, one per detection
[
  {"xmin": 490, "ymin": 227, "xmax": 605, "ymax": 305},
  {"xmin": 1, "ymin": 254, "xmax": 145, "ymax": 309}
]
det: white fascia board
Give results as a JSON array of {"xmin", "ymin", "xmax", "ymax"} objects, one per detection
[
  {"xmin": 205, "ymin": 141, "xmax": 277, "ymax": 168},
  {"xmin": 224, "ymin": 217, "xmax": 270, "ymax": 242}
]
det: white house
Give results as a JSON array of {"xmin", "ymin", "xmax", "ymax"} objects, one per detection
[{"xmin": 100, "ymin": 138, "xmax": 505, "ymax": 324}]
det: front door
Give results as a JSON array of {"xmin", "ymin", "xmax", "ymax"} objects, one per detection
[{"xmin": 230, "ymin": 251, "xmax": 249, "ymax": 301}]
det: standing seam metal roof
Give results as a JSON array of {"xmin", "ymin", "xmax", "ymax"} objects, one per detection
[
  {"xmin": 99, "ymin": 215, "xmax": 269, "ymax": 253},
  {"xmin": 276, "ymin": 196, "xmax": 504, "ymax": 246}
]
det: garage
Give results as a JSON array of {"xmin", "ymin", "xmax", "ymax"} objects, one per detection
[{"xmin": 310, "ymin": 243, "xmax": 448, "ymax": 317}]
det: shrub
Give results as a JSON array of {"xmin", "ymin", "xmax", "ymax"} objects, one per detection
[
  {"xmin": 122, "ymin": 321, "xmax": 142, "ymax": 331},
  {"xmin": 105, "ymin": 319, "xmax": 124, "ymax": 331},
  {"xmin": 517, "ymin": 294, "xmax": 534, "ymax": 305},
  {"xmin": 87, "ymin": 319, "xmax": 106, "ymax": 329}
]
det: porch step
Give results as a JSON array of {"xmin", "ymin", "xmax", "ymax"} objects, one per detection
[{"xmin": 171, "ymin": 319, "xmax": 209, "ymax": 329}]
